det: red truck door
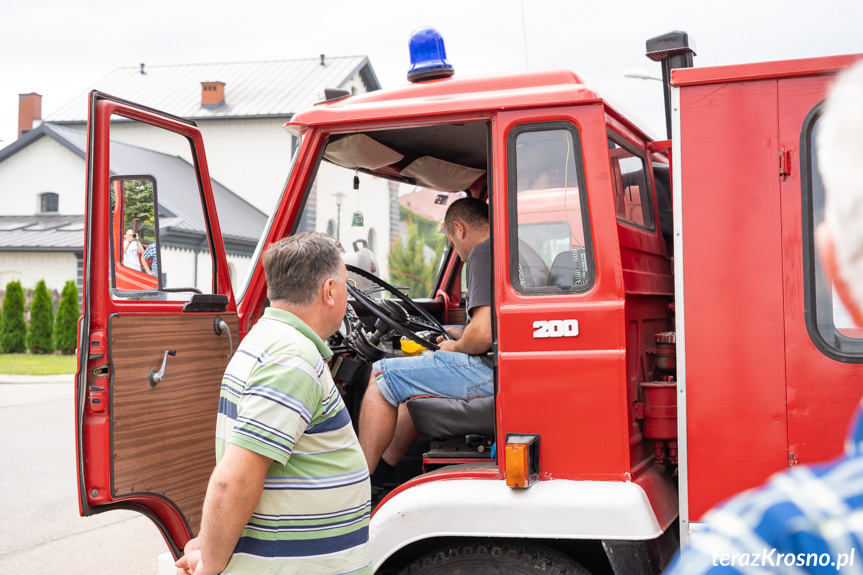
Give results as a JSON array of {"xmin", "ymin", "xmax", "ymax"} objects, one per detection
[
  {"xmin": 494, "ymin": 108, "xmax": 630, "ymax": 480},
  {"xmin": 76, "ymin": 92, "xmax": 238, "ymax": 557},
  {"xmin": 779, "ymin": 68, "xmax": 863, "ymax": 468}
]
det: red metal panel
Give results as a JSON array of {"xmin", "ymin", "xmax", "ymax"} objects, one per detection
[
  {"xmin": 494, "ymin": 105, "xmax": 631, "ymax": 480},
  {"xmin": 778, "ymin": 75, "xmax": 863, "ymax": 468},
  {"xmin": 673, "ymin": 54, "xmax": 863, "ymax": 88},
  {"xmin": 680, "ymin": 79, "xmax": 789, "ymax": 520}
]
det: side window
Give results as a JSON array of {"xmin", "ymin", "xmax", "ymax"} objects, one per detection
[
  {"xmin": 802, "ymin": 103, "xmax": 863, "ymax": 360},
  {"xmin": 108, "ymin": 113, "xmax": 218, "ymax": 301},
  {"xmin": 608, "ymin": 135, "xmax": 655, "ymax": 230},
  {"xmin": 508, "ymin": 122, "xmax": 594, "ymax": 293}
]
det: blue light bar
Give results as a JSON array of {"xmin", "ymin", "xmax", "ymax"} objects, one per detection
[{"xmin": 407, "ymin": 27, "xmax": 454, "ymax": 83}]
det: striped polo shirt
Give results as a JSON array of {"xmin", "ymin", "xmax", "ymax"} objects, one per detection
[{"xmin": 216, "ymin": 307, "xmax": 371, "ymax": 575}]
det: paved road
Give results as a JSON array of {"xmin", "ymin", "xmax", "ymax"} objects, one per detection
[{"xmin": 0, "ymin": 379, "xmax": 167, "ymax": 574}]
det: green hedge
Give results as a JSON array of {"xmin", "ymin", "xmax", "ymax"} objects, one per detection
[
  {"xmin": 28, "ymin": 280, "xmax": 54, "ymax": 354},
  {"xmin": 54, "ymin": 280, "xmax": 80, "ymax": 355},
  {"xmin": 1, "ymin": 281, "xmax": 27, "ymax": 353}
]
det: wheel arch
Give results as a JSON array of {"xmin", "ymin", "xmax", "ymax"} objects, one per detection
[
  {"xmin": 370, "ymin": 474, "xmax": 679, "ymax": 573},
  {"xmin": 375, "ymin": 536, "xmax": 613, "ymax": 575}
]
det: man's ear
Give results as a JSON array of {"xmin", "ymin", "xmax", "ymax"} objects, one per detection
[
  {"xmin": 816, "ymin": 223, "xmax": 863, "ymax": 327},
  {"xmin": 453, "ymin": 221, "xmax": 465, "ymax": 239},
  {"xmin": 321, "ymin": 277, "xmax": 336, "ymax": 306}
]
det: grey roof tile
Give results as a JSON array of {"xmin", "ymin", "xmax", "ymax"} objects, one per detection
[{"xmin": 46, "ymin": 56, "xmax": 379, "ymax": 123}]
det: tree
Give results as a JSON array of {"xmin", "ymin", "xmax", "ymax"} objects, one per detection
[
  {"xmin": 55, "ymin": 281, "xmax": 80, "ymax": 355},
  {"xmin": 388, "ymin": 220, "xmax": 445, "ymax": 298},
  {"xmin": 0, "ymin": 281, "xmax": 27, "ymax": 353},
  {"xmin": 28, "ymin": 280, "xmax": 54, "ymax": 354},
  {"xmin": 123, "ymin": 179, "xmax": 156, "ymax": 243}
]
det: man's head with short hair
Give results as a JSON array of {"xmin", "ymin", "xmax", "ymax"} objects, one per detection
[
  {"xmin": 817, "ymin": 61, "xmax": 863, "ymax": 324},
  {"xmin": 443, "ymin": 196, "xmax": 490, "ymax": 262},
  {"xmin": 263, "ymin": 232, "xmax": 344, "ymax": 307},
  {"xmin": 444, "ymin": 197, "xmax": 489, "ymax": 236}
]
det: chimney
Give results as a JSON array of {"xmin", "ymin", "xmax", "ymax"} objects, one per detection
[
  {"xmin": 201, "ymin": 81, "xmax": 225, "ymax": 106},
  {"xmin": 18, "ymin": 93, "xmax": 42, "ymax": 138}
]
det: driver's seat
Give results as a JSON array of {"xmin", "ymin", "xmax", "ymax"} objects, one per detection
[{"xmin": 406, "ymin": 395, "xmax": 495, "ymax": 466}]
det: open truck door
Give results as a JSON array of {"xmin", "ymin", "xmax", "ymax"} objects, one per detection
[{"xmin": 76, "ymin": 92, "xmax": 238, "ymax": 558}]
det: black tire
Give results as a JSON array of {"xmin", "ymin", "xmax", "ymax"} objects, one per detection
[{"xmin": 398, "ymin": 541, "xmax": 592, "ymax": 575}]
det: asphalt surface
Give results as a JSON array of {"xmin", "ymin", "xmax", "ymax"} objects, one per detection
[{"xmin": 0, "ymin": 376, "xmax": 167, "ymax": 574}]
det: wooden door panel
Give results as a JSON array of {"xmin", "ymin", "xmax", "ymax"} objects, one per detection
[{"xmin": 109, "ymin": 313, "xmax": 238, "ymax": 535}]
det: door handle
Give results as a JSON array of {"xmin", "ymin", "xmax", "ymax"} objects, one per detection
[
  {"xmin": 149, "ymin": 350, "xmax": 176, "ymax": 387},
  {"xmin": 214, "ymin": 316, "xmax": 234, "ymax": 359}
]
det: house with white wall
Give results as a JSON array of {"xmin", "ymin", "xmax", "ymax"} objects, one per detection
[
  {"xmin": 0, "ymin": 123, "xmax": 266, "ymax": 294},
  {"xmin": 1, "ymin": 55, "xmax": 382, "ymax": 295},
  {"xmin": 45, "ymin": 56, "xmax": 381, "ymax": 213}
]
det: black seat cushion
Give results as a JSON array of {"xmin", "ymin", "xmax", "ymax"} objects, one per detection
[{"xmin": 406, "ymin": 395, "xmax": 495, "ymax": 439}]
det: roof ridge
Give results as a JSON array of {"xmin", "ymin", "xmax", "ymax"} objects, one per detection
[{"xmin": 118, "ymin": 55, "xmax": 368, "ymax": 70}]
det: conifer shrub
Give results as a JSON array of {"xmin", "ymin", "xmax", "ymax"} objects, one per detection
[
  {"xmin": 54, "ymin": 281, "xmax": 80, "ymax": 355},
  {"xmin": 28, "ymin": 280, "xmax": 54, "ymax": 354},
  {"xmin": 0, "ymin": 281, "xmax": 27, "ymax": 353}
]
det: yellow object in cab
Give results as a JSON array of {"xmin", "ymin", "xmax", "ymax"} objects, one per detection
[{"xmin": 399, "ymin": 336, "xmax": 426, "ymax": 356}]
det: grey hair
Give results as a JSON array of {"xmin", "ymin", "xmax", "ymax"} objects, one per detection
[
  {"xmin": 263, "ymin": 232, "xmax": 344, "ymax": 306},
  {"xmin": 444, "ymin": 197, "xmax": 489, "ymax": 235},
  {"xmin": 819, "ymin": 61, "xmax": 863, "ymax": 309}
]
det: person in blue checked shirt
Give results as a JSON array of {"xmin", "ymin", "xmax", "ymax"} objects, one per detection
[
  {"xmin": 142, "ymin": 242, "xmax": 158, "ymax": 276},
  {"xmin": 665, "ymin": 62, "xmax": 863, "ymax": 575}
]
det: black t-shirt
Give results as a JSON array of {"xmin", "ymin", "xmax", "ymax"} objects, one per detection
[{"xmin": 465, "ymin": 238, "xmax": 491, "ymax": 321}]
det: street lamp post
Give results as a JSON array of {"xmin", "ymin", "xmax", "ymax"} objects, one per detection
[{"xmin": 334, "ymin": 192, "xmax": 346, "ymax": 241}]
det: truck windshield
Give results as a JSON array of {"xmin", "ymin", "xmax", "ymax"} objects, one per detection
[{"xmin": 295, "ymin": 123, "xmax": 488, "ymax": 298}]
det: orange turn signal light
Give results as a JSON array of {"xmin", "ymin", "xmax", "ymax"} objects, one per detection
[{"xmin": 505, "ymin": 434, "xmax": 539, "ymax": 489}]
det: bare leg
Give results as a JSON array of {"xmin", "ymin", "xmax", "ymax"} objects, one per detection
[
  {"xmin": 358, "ymin": 373, "xmax": 398, "ymax": 474},
  {"xmin": 381, "ymin": 404, "xmax": 419, "ymax": 467}
]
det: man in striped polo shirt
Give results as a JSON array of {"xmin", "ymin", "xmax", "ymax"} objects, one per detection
[{"xmin": 177, "ymin": 232, "xmax": 371, "ymax": 575}]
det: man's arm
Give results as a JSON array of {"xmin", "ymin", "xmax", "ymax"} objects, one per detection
[
  {"xmin": 194, "ymin": 444, "xmax": 272, "ymax": 575},
  {"xmin": 438, "ymin": 305, "xmax": 492, "ymax": 355}
]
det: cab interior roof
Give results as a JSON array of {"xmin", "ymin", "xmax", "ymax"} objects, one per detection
[{"xmin": 359, "ymin": 121, "xmax": 489, "ymax": 171}]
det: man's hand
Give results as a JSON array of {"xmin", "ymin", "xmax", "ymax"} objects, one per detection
[
  {"xmin": 436, "ymin": 326, "xmax": 464, "ymax": 343},
  {"xmin": 437, "ymin": 339, "xmax": 459, "ymax": 352},
  {"xmin": 175, "ymin": 538, "xmax": 201, "ymax": 574},
  {"xmin": 434, "ymin": 306, "xmax": 492, "ymax": 355}
]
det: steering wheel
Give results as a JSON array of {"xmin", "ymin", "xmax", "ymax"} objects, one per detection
[{"xmin": 345, "ymin": 264, "xmax": 451, "ymax": 352}]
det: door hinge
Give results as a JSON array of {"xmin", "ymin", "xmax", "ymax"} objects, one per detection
[
  {"xmin": 789, "ymin": 452, "xmax": 799, "ymax": 467},
  {"xmin": 780, "ymin": 148, "xmax": 792, "ymax": 179}
]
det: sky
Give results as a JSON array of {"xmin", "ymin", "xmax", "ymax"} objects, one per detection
[{"xmin": 2, "ymin": 0, "xmax": 862, "ymax": 149}]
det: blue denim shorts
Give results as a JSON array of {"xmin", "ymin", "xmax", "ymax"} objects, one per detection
[{"xmin": 372, "ymin": 351, "xmax": 494, "ymax": 406}]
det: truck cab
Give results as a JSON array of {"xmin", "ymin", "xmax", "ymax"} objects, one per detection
[{"xmin": 75, "ymin": 29, "xmax": 863, "ymax": 574}]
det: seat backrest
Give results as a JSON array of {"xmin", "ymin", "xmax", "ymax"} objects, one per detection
[
  {"xmin": 406, "ymin": 395, "xmax": 495, "ymax": 439},
  {"xmin": 547, "ymin": 248, "xmax": 589, "ymax": 288},
  {"xmin": 517, "ymin": 239, "xmax": 549, "ymax": 289}
]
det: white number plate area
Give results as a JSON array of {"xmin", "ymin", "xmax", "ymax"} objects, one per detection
[{"xmin": 532, "ymin": 319, "xmax": 579, "ymax": 338}]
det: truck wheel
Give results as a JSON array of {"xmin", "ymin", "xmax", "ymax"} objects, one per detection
[{"xmin": 398, "ymin": 541, "xmax": 591, "ymax": 574}]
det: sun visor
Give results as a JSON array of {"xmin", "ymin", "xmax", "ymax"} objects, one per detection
[
  {"xmin": 400, "ymin": 156, "xmax": 486, "ymax": 192},
  {"xmin": 323, "ymin": 134, "xmax": 403, "ymax": 170}
]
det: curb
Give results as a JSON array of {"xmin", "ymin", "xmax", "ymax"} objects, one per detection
[{"xmin": 0, "ymin": 373, "xmax": 75, "ymax": 385}]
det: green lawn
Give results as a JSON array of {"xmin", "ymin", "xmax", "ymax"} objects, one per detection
[{"xmin": 0, "ymin": 354, "xmax": 77, "ymax": 375}]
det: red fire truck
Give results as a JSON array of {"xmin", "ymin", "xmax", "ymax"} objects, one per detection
[{"xmin": 75, "ymin": 29, "xmax": 863, "ymax": 574}]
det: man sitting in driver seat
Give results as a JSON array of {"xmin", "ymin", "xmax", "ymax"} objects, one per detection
[{"xmin": 359, "ymin": 197, "xmax": 493, "ymax": 486}]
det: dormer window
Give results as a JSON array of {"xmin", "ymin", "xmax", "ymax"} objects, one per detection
[{"xmin": 39, "ymin": 192, "xmax": 59, "ymax": 213}]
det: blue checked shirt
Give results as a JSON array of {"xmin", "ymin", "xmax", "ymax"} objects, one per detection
[
  {"xmin": 142, "ymin": 243, "xmax": 158, "ymax": 274},
  {"xmin": 666, "ymin": 399, "xmax": 863, "ymax": 574}
]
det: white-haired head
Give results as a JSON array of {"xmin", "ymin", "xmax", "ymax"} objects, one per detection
[{"xmin": 819, "ymin": 60, "xmax": 863, "ymax": 314}]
